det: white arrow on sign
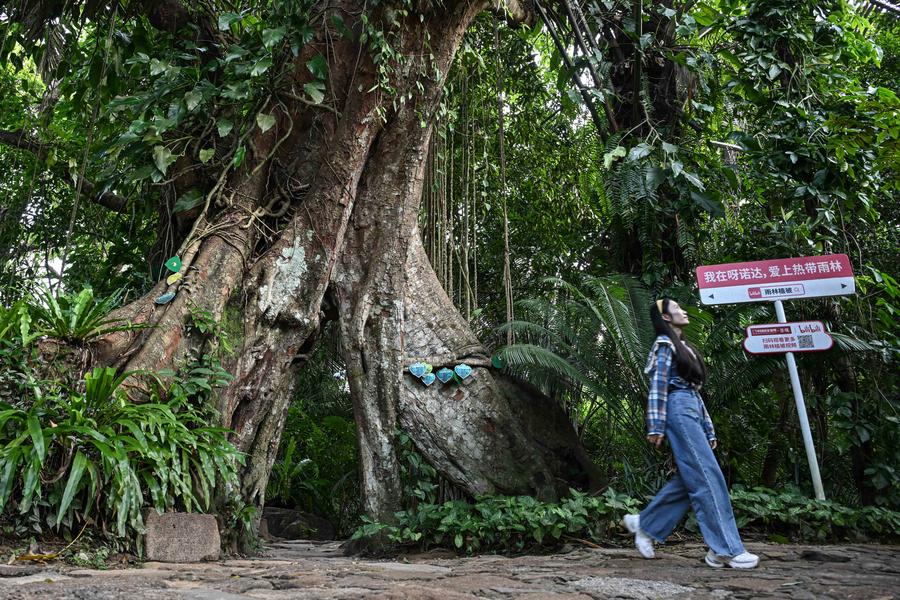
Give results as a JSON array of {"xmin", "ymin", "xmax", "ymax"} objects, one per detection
[{"xmin": 742, "ymin": 320, "xmax": 834, "ymax": 355}]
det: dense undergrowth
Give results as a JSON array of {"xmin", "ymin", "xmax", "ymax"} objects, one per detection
[
  {"xmin": 351, "ymin": 487, "xmax": 900, "ymax": 555},
  {"xmin": 0, "ymin": 288, "xmax": 246, "ymax": 552},
  {"xmin": 345, "ymin": 434, "xmax": 900, "ymax": 554}
]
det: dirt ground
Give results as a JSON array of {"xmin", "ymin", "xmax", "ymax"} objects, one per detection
[{"xmin": 0, "ymin": 539, "xmax": 897, "ymax": 599}]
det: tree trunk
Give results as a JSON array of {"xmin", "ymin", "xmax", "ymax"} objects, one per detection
[{"xmin": 87, "ymin": 0, "xmax": 597, "ymax": 548}]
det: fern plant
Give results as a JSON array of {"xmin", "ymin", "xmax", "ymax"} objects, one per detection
[
  {"xmin": 0, "ymin": 366, "xmax": 243, "ymax": 545},
  {"xmin": 27, "ymin": 286, "xmax": 143, "ymax": 343},
  {"xmin": 0, "ymin": 287, "xmax": 251, "ymax": 548}
]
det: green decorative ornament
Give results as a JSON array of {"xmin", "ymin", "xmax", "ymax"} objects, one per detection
[
  {"xmin": 491, "ymin": 354, "xmax": 504, "ymax": 369},
  {"xmin": 424, "ymin": 363, "xmax": 433, "ymax": 374},
  {"xmin": 164, "ymin": 256, "xmax": 183, "ymax": 273}
]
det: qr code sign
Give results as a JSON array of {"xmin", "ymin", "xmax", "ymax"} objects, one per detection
[{"xmin": 797, "ymin": 335, "xmax": 814, "ymax": 349}]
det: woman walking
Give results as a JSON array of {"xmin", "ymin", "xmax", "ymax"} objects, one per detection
[{"xmin": 623, "ymin": 298, "xmax": 759, "ymax": 569}]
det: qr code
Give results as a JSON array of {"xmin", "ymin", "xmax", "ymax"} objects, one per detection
[{"xmin": 797, "ymin": 335, "xmax": 814, "ymax": 349}]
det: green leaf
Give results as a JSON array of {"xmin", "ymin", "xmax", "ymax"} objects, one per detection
[
  {"xmin": 174, "ymin": 189, "xmax": 205, "ymax": 213},
  {"xmin": 152, "ymin": 146, "xmax": 175, "ymax": 175},
  {"xmin": 262, "ymin": 27, "xmax": 287, "ymax": 50},
  {"xmin": 682, "ymin": 171, "xmax": 705, "ymax": 190},
  {"xmin": 251, "ymin": 57, "xmax": 273, "ymax": 76},
  {"xmin": 20, "ymin": 456, "xmax": 41, "ymax": 513},
  {"xmin": 224, "ymin": 44, "xmax": 248, "ymax": 63},
  {"xmin": 690, "ymin": 191, "xmax": 725, "ymax": 217},
  {"xmin": 720, "ymin": 50, "xmax": 741, "ymax": 70},
  {"xmin": 303, "ymin": 81, "xmax": 326, "ymax": 104},
  {"xmin": 232, "ymin": 145, "xmax": 247, "ymax": 167},
  {"xmin": 662, "ymin": 142, "xmax": 678, "ymax": 154},
  {"xmin": 0, "ymin": 450, "xmax": 22, "ymax": 512},
  {"xmin": 217, "ymin": 120, "xmax": 234, "ymax": 138},
  {"xmin": 57, "ymin": 450, "xmax": 88, "ymax": 526},
  {"xmin": 645, "ymin": 167, "xmax": 666, "ymax": 190},
  {"xmin": 627, "ymin": 143, "xmax": 652, "ymax": 161},
  {"xmin": 199, "ymin": 148, "xmax": 215, "ymax": 164},
  {"xmin": 149, "ymin": 59, "xmax": 169, "ymax": 76},
  {"xmin": 256, "ymin": 112, "xmax": 276, "ymax": 133},
  {"xmin": 26, "ymin": 414, "xmax": 45, "ymax": 461},
  {"xmin": 218, "ymin": 12, "xmax": 241, "ymax": 31},
  {"xmin": 603, "ymin": 146, "xmax": 626, "ymax": 169},
  {"xmin": 306, "ymin": 55, "xmax": 328, "ymax": 80},
  {"xmin": 184, "ymin": 90, "xmax": 203, "ymax": 112}
]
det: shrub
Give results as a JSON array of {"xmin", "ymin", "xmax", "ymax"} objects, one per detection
[
  {"xmin": 352, "ymin": 489, "xmax": 641, "ymax": 554},
  {"xmin": 353, "ymin": 487, "xmax": 900, "ymax": 555},
  {"xmin": 0, "ymin": 289, "xmax": 244, "ymax": 550},
  {"xmin": 0, "ymin": 367, "xmax": 242, "ymax": 545},
  {"xmin": 730, "ymin": 486, "xmax": 900, "ymax": 542}
]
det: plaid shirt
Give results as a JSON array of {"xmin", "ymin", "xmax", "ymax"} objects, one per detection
[{"xmin": 645, "ymin": 336, "xmax": 716, "ymax": 441}]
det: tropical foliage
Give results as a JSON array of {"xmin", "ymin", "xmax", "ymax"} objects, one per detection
[
  {"xmin": 352, "ymin": 486, "xmax": 900, "ymax": 555},
  {"xmin": 0, "ymin": 0, "xmax": 897, "ymax": 548},
  {"xmin": 0, "ymin": 292, "xmax": 243, "ymax": 549}
]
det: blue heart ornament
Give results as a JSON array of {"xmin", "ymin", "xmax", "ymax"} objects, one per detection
[
  {"xmin": 454, "ymin": 363, "xmax": 473, "ymax": 380},
  {"xmin": 436, "ymin": 368, "xmax": 454, "ymax": 383},
  {"xmin": 155, "ymin": 292, "xmax": 176, "ymax": 305},
  {"xmin": 409, "ymin": 363, "xmax": 427, "ymax": 378},
  {"xmin": 421, "ymin": 373, "xmax": 436, "ymax": 386}
]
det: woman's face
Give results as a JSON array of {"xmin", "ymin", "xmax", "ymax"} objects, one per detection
[{"xmin": 664, "ymin": 301, "xmax": 690, "ymax": 326}]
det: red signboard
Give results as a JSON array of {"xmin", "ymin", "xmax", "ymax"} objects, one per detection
[{"xmin": 696, "ymin": 254, "xmax": 855, "ymax": 305}]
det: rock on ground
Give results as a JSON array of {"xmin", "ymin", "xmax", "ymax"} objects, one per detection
[
  {"xmin": 0, "ymin": 540, "xmax": 897, "ymax": 599},
  {"xmin": 144, "ymin": 512, "xmax": 221, "ymax": 563}
]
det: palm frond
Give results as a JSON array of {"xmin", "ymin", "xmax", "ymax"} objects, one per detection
[
  {"xmin": 498, "ymin": 344, "xmax": 595, "ymax": 390},
  {"xmin": 829, "ymin": 332, "xmax": 883, "ymax": 353}
]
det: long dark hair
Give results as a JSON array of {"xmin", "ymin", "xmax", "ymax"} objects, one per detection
[{"xmin": 650, "ymin": 299, "xmax": 707, "ymax": 385}]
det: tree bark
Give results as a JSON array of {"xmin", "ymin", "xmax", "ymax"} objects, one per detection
[{"xmin": 84, "ymin": 0, "xmax": 598, "ymax": 548}]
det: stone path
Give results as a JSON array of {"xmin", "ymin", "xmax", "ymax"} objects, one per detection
[{"xmin": 0, "ymin": 540, "xmax": 897, "ymax": 599}]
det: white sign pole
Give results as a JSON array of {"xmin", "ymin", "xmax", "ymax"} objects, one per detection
[{"xmin": 774, "ymin": 300, "xmax": 825, "ymax": 500}]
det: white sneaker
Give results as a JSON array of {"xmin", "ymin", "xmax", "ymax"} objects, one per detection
[
  {"xmin": 623, "ymin": 514, "xmax": 655, "ymax": 559},
  {"xmin": 705, "ymin": 549, "xmax": 759, "ymax": 569}
]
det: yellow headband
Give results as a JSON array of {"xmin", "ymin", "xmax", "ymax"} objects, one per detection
[{"xmin": 656, "ymin": 299, "xmax": 665, "ymax": 314}]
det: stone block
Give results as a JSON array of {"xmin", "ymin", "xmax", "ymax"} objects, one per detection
[{"xmin": 144, "ymin": 511, "xmax": 220, "ymax": 562}]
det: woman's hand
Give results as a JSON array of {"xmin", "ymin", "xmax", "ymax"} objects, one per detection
[
  {"xmin": 709, "ymin": 439, "xmax": 718, "ymax": 450},
  {"xmin": 647, "ymin": 434, "xmax": 665, "ymax": 447}
]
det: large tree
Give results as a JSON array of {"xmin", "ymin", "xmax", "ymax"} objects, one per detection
[{"xmin": 0, "ymin": 0, "xmax": 601, "ymax": 543}]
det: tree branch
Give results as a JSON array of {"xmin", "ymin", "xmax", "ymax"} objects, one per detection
[{"xmin": 0, "ymin": 129, "xmax": 128, "ymax": 213}]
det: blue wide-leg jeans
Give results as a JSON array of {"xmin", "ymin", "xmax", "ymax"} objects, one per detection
[{"xmin": 639, "ymin": 390, "xmax": 745, "ymax": 557}]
